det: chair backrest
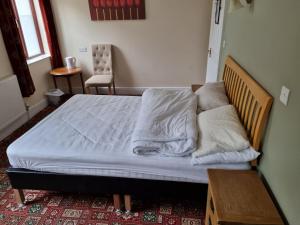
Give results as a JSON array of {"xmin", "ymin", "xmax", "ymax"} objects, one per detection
[{"xmin": 92, "ymin": 44, "xmax": 113, "ymax": 75}]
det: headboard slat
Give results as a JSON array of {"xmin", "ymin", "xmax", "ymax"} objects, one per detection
[
  {"xmin": 247, "ymin": 100, "xmax": 257, "ymax": 132},
  {"xmin": 241, "ymin": 88, "xmax": 250, "ymax": 120},
  {"xmin": 251, "ymin": 106, "xmax": 261, "ymax": 138},
  {"xmin": 237, "ymin": 82, "xmax": 246, "ymax": 112},
  {"xmin": 223, "ymin": 56, "xmax": 273, "ymax": 153}
]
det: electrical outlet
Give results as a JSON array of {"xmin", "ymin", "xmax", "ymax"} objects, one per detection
[
  {"xmin": 79, "ymin": 47, "xmax": 88, "ymax": 53},
  {"xmin": 279, "ymin": 86, "xmax": 290, "ymax": 106}
]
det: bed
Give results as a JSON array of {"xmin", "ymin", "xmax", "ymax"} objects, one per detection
[{"xmin": 6, "ymin": 56, "xmax": 273, "ymax": 210}]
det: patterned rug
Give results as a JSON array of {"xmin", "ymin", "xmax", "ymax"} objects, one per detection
[{"xmin": 0, "ymin": 104, "xmax": 206, "ymax": 225}]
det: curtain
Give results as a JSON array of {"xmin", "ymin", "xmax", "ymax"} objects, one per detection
[
  {"xmin": 39, "ymin": 0, "xmax": 63, "ymax": 69},
  {"xmin": 0, "ymin": 0, "xmax": 35, "ymax": 97}
]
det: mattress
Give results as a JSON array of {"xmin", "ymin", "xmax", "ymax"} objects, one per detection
[{"xmin": 7, "ymin": 95, "xmax": 250, "ymax": 183}]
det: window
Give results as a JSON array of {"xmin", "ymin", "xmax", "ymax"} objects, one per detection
[{"xmin": 11, "ymin": 0, "xmax": 44, "ymax": 59}]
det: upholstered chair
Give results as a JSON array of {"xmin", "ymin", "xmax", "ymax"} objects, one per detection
[{"xmin": 85, "ymin": 44, "xmax": 116, "ymax": 95}]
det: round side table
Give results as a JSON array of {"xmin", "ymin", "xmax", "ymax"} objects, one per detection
[{"xmin": 49, "ymin": 67, "xmax": 85, "ymax": 94}]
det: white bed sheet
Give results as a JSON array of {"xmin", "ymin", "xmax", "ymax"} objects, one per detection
[{"xmin": 7, "ymin": 95, "xmax": 250, "ymax": 184}]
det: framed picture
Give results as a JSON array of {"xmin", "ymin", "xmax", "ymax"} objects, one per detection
[{"xmin": 89, "ymin": 0, "xmax": 146, "ymax": 21}]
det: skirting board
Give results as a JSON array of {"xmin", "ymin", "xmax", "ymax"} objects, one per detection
[
  {"xmin": 27, "ymin": 98, "xmax": 48, "ymax": 119},
  {"xmin": 71, "ymin": 86, "xmax": 191, "ymax": 96},
  {"xmin": 0, "ymin": 112, "xmax": 28, "ymax": 141},
  {"xmin": 0, "ymin": 98, "xmax": 48, "ymax": 141}
]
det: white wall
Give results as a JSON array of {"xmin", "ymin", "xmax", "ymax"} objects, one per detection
[
  {"xmin": 24, "ymin": 58, "xmax": 52, "ymax": 108},
  {"xmin": 51, "ymin": 0, "xmax": 212, "ymax": 88},
  {"xmin": 0, "ymin": 30, "xmax": 51, "ymax": 139},
  {"xmin": 0, "ymin": 30, "xmax": 52, "ymax": 108}
]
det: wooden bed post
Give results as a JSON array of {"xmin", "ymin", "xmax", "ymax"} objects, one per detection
[
  {"xmin": 13, "ymin": 189, "xmax": 25, "ymax": 206},
  {"xmin": 113, "ymin": 194, "xmax": 122, "ymax": 213},
  {"xmin": 124, "ymin": 194, "xmax": 132, "ymax": 213}
]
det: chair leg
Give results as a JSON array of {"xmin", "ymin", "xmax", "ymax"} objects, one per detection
[
  {"xmin": 13, "ymin": 189, "xmax": 25, "ymax": 206},
  {"xmin": 113, "ymin": 79, "xmax": 116, "ymax": 95},
  {"xmin": 113, "ymin": 194, "xmax": 122, "ymax": 212},
  {"xmin": 108, "ymin": 85, "xmax": 112, "ymax": 95},
  {"xmin": 124, "ymin": 194, "xmax": 132, "ymax": 213}
]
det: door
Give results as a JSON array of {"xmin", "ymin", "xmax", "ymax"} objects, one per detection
[{"xmin": 205, "ymin": 0, "xmax": 225, "ymax": 83}]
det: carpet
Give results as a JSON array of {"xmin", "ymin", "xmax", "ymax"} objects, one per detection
[{"xmin": 0, "ymin": 105, "xmax": 206, "ymax": 225}]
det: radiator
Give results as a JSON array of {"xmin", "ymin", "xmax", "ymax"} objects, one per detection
[{"xmin": 0, "ymin": 75, "xmax": 27, "ymax": 132}]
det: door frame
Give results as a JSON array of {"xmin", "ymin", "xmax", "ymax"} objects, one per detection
[{"xmin": 205, "ymin": 0, "xmax": 226, "ymax": 83}]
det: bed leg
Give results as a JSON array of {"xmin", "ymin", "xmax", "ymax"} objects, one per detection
[
  {"xmin": 124, "ymin": 194, "xmax": 132, "ymax": 214},
  {"xmin": 113, "ymin": 194, "xmax": 122, "ymax": 213},
  {"xmin": 13, "ymin": 189, "xmax": 25, "ymax": 206}
]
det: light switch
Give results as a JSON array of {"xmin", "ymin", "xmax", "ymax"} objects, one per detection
[
  {"xmin": 280, "ymin": 86, "xmax": 290, "ymax": 106},
  {"xmin": 79, "ymin": 47, "xmax": 88, "ymax": 53}
]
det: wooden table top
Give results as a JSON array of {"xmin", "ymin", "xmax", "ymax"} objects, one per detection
[
  {"xmin": 50, "ymin": 67, "xmax": 82, "ymax": 76},
  {"xmin": 208, "ymin": 169, "xmax": 284, "ymax": 225}
]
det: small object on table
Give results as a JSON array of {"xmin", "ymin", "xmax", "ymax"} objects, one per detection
[
  {"xmin": 49, "ymin": 67, "xmax": 85, "ymax": 95},
  {"xmin": 206, "ymin": 169, "xmax": 284, "ymax": 225}
]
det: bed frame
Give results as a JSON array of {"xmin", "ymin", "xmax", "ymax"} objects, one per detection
[{"xmin": 6, "ymin": 56, "xmax": 273, "ymax": 211}]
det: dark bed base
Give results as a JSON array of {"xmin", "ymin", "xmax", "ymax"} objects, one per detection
[{"xmin": 6, "ymin": 167, "xmax": 207, "ymax": 201}]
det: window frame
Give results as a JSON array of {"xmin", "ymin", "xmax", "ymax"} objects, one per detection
[{"xmin": 11, "ymin": 0, "xmax": 44, "ymax": 60}]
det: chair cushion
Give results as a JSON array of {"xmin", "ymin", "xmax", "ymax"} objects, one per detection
[
  {"xmin": 85, "ymin": 75, "xmax": 113, "ymax": 87},
  {"xmin": 92, "ymin": 44, "xmax": 112, "ymax": 75}
]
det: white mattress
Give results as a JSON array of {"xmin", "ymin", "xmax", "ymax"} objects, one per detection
[{"xmin": 7, "ymin": 95, "xmax": 250, "ymax": 183}]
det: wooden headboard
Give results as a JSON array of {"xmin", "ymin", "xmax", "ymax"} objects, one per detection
[{"xmin": 223, "ymin": 56, "xmax": 273, "ymax": 152}]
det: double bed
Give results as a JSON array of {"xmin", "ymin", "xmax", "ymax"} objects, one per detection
[{"xmin": 6, "ymin": 56, "xmax": 273, "ymax": 210}]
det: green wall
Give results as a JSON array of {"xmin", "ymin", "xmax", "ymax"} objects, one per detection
[{"xmin": 219, "ymin": 1, "xmax": 300, "ymax": 224}]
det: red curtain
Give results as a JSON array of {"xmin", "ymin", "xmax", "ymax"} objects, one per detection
[
  {"xmin": 39, "ymin": 0, "xmax": 63, "ymax": 69},
  {"xmin": 0, "ymin": 0, "xmax": 35, "ymax": 97}
]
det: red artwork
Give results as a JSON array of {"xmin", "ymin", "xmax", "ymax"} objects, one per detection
[{"xmin": 89, "ymin": 0, "xmax": 145, "ymax": 20}]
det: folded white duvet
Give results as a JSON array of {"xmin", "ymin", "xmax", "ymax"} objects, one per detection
[{"xmin": 131, "ymin": 89, "xmax": 198, "ymax": 156}]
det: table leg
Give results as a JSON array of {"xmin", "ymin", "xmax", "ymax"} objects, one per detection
[
  {"xmin": 52, "ymin": 76, "xmax": 58, "ymax": 89},
  {"xmin": 67, "ymin": 77, "xmax": 73, "ymax": 94},
  {"xmin": 108, "ymin": 85, "xmax": 112, "ymax": 95},
  {"xmin": 80, "ymin": 73, "xmax": 85, "ymax": 94}
]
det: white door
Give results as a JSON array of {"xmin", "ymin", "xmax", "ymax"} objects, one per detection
[{"xmin": 205, "ymin": 0, "xmax": 226, "ymax": 83}]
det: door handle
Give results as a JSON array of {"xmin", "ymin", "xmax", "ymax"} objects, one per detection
[{"xmin": 208, "ymin": 48, "xmax": 212, "ymax": 57}]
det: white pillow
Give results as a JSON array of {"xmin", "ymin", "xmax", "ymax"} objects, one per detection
[
  {"xmin": 191, "ymin": 148, "xmax": 260, "ymax": 165},
  {"xmin": 195, "ymin": 81, "xmax": 229, "ymax": 112},
  {"xmin": 193, "ymin": 105, "xmax": 250, "ymax": 158}
]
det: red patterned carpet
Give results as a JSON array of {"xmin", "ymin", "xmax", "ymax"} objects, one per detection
[{"xmin": 0, "ymin": 106, "xmax": 206, "ymax": 225}]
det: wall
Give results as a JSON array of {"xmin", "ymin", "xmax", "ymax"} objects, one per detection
[
  {"xmin": 220, "ymin": 1, "xmax": 300, "ymax": 224},
  {"xmin": 0, "ymin": 30, "xmax": 13, "ymax": 80},
  {"xmin": 0, "ymin": 30, "xmax": 51, "ymax": 110},
  {"xmin": 24, "ymin": 58, "xmax": 52, "ymax": 110},
  {"xmin": 51, "ymin": 0, "xmax": 212, "ymax": 89}
]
